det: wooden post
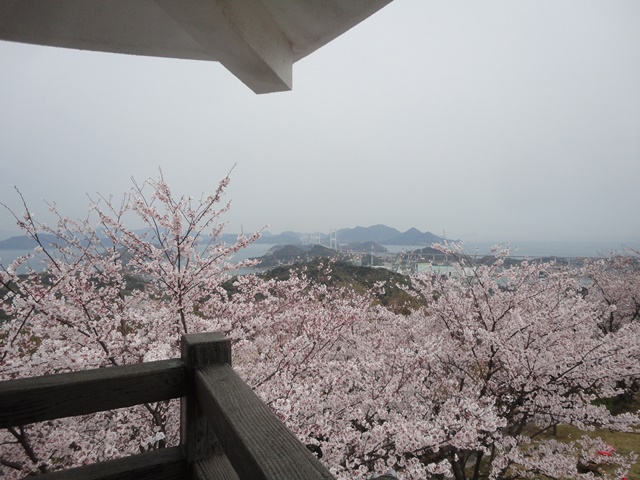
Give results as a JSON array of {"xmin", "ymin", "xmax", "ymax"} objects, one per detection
[
  {"xmin": 195, "ymin": 365, "xmax": 335, "ymax": 480},
  {"xmin": 181, "ymin": 333, "xmax": 231, "ymax": 467}
]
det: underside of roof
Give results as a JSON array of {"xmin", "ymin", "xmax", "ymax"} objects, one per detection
[{"xmin": 0, "ymin": 0, "xmax": 392, "ymax": 94}]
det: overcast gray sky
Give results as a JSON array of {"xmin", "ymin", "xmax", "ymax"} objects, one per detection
[{"xmin": 1, "ymin": 0, "xmax": 639, "ymax": 243}]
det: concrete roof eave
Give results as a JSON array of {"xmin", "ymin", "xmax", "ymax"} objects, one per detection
[{"xmin": 0, "ymin": 0, "xmax": 392, "ymax": 94}]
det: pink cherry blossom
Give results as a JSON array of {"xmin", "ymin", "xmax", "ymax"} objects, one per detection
[{"xmin": 2, "ymin": 180, "xmax": 639, "ymax": 480}]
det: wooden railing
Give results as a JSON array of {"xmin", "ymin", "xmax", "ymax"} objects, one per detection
[{"xmin": 0, "ymin": 332, "xmax": 335, "ymax": 480}]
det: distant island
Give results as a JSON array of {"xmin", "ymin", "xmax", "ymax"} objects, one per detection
[
  {"xmin": 0, "ymin": 225, "xmax": 447, "ymax": 250},
  {"xmin": 225, "ymin": 224, "xmax": 446, "ymax": 247},
  {"xmin": 335, "ymin": 225, "xmax": 445, "ymax": 246}
]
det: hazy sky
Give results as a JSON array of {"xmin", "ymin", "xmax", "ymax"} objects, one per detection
[{"xmin": 1, "ymin": 1, "xmax": 639, "ymax": 243}]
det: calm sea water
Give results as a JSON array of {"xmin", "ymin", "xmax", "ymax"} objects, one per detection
[
  {"xmin": 230, "ymin": 241, "xmax": 640, "ymax": 261},
  {"xmin": 461, "ymin": 241, "xmax": 640, "ymax": 258},
  {"xmin": 382, "ymin": 241, "xmax": 640, "ymax": 258},
  {"xmin": 2, "ymin": 241, "xmax": 639, "ymax": 273}
]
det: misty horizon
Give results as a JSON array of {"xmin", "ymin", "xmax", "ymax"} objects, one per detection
[
  {"xmin": 1, "ymin": 222, "xmax": 639, "ymax": 260},
  {"xmin": 1, "ymin": 1, "xmax": 639, "ymax": 244}
]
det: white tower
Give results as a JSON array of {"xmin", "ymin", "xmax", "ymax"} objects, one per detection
[{"xmin": 329, "ymin": 230, "xmax": 338, "ymax": 250}]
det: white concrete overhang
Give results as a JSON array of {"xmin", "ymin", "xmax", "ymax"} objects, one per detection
[{"xmin": 0, "ymin": 0, "xmax": 392, "ymax": 94}]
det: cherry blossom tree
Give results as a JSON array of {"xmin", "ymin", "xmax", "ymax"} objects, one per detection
[
  {"xmin": 0, "ymin": 171, "xmax": 260, "ymax": 476},
  {"xmin": 221, "ymin": 248, "xmax": 640, "ymax": 480},
  {"xmin": 2, "ymin": 173, "xmax": 639, "ymax": 480},
  {"xmin": 579, "ymin": 250, "xmax": 640, "ymax": 406},
  {"xmin": 580, "ymin": 250, "xmax": 640, "ymax": 333},
  {"xmin": 392, "ymin": 247, "xmax": 640, "ymax": 480}
]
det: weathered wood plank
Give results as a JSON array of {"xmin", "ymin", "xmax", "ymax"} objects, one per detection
[
  {"xmin": 27, "ymin": 446, "xmax": 187, "ymax": 480},
  {"xmin": 196, "ymin": 365, "xmax": 335, "ymax": 480},
  {"xmin": 0, "ymin": 359, "xmax": 186, "ymax": 428},
  {"xmin": 181, "ymin": 333, "xmax": 231, "ymax": 464},
  {"xmin": 193, "ymin": 454, "xmax": 240, "ymax": 480}
]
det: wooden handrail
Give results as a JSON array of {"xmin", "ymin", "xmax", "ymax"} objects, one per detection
[
  {"xmin": 0, "ymin": 332, "xmax": 336, "ymax": 480},
  {"xmin": 26, "ymin": 447, "xmax": 187, "ymax": 480},
  {"xmin": 0, "ymin": 359, "xmax": 185, "ymax": 429}
]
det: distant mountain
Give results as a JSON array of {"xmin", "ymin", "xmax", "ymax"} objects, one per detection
[
  {"xmin": 336, "ymin": 225, "xmax": 444, "ymax": 246},
  {"xmin": 337, "ymin": 225, "xmax": 401, "ymax": 244},
  {"xmin": 0, "ymin": 225, "xmax": 448, "ymax": 251},
  {"xmin": 383, "ymin": 228, "xmax": 443, "ymax": 246},
  {"xmin": 0, "ymin": 234, "xmax": 62, "ymax": 250}
]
